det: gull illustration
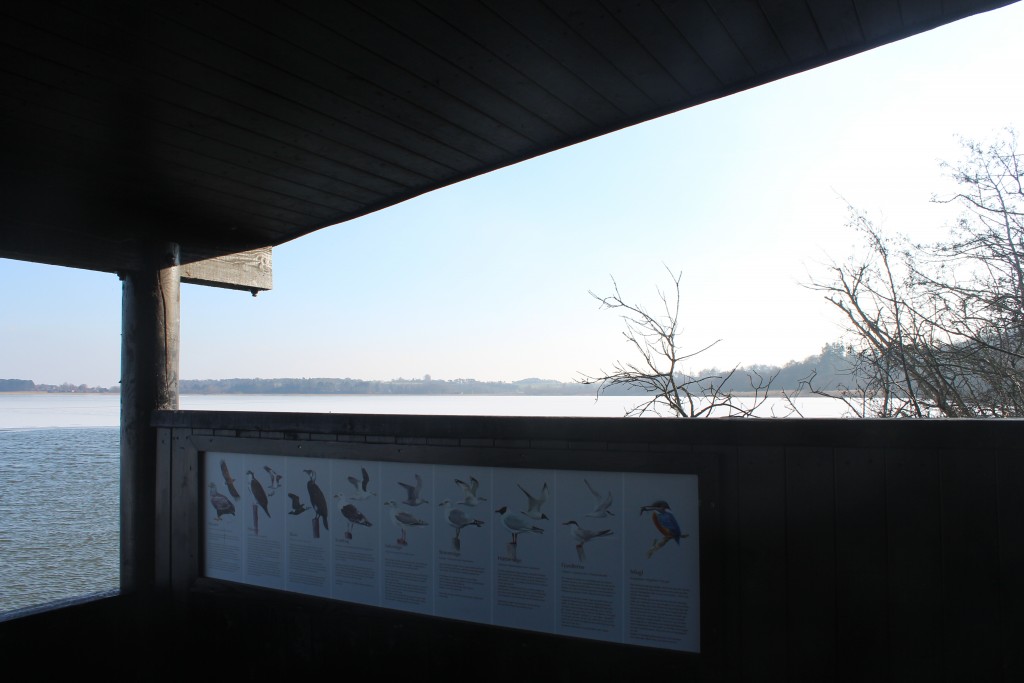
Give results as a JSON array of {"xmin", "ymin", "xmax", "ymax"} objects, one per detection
[
  {"xmin": 220, "ymin": 459, "xmax": 241, "ymax": 500},
  {"xmin": 208, "ymin": 482, "xmax": 235, "ymax": 521},
  {"xmin": 455, "ymin": 476, "xmax": 486, "ymax": 506},
  {"xmin": 584, "ymin": 479, "xmax": 614, "ymax": 518},
  {"xmin": 399, "ymin": 473, "xmax": 429, "ymax": 506},
  {"xmin": 640, "ymin": 500, "xmax": 688, "ymax": 558},
  {"xmin": 346, "ymin": 466, "xmax": 376, "ymax": 501},
  {"xmin": 305, "ymin": 469, "xmax": 329, "ymax": 536},
  {"xmin": 385, "ymin": 500, "xmax": 428, "ymax": 545},
  {"xmin": 496, "ymin": 506, "xmax": 544, "ymax": 546},
  {"xmin": 340, "ymin": 502, "xmax": 372, "ymax": 540},
  {"xmin": 439, "ymin": 499, "xmax": 483, "ymax": 550},
  {"xmin": 263, "ymin": 465, "xmax": 282, "ymax": 496},
  {"xmin": 563, "ymin": 520, "xmax": 613, "ymax": 562},
  {"xmin": 287, "ymin": 492, "xmax": 309, "ymax": 515},
  {"xmin": 517, "ymin": 481, "xmax": 549, "ymax": 520}
]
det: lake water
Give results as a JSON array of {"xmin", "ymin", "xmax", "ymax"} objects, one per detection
[{"xmin": 0, "ymin": 392, "xmax": 847, "ymax": 616}]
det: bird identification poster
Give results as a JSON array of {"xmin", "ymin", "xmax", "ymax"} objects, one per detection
[{"xmin": 203, "ymin": 452, "xmax": 700, "ymax": 653}]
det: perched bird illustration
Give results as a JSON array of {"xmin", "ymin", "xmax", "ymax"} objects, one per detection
[
  {"xmin": 287, "ymin": 492, "xmax": 309, "ymax": 515},
  {"xmin": 208, "ymin": 482, "xmax": 235, "ymax": 521},
  {"xmin": 340, "ymin": 502, "xmax": 372, "ymax": 539},
  {"xmin": 517, "ymin": 481, "xmax": 549, "ymax": 520},
  {"xmin": 455, "ymin": 476, "xmax": 486, "ymax": 506},
  {"xmin": 263, "ymin": 465, "xmax": 282, "ymax": 496},
  {"xmin": 220, "ymin": 459, "xmax": 241, "ymax": 500},
  {"xmin": 495, "ymin": 506, "xmax": 544, "ymax": 546},
  {"xmin": 304, "ymin": 469, "xmax": 329, "ymax": 533},
  {"xmin": 385, "ymin": 500, "xmax": 428, "ymax": 545},
  {"xmin": 346, "ymin": 466, "xmax": 376, "ymax": 501},
  {"xmin": 563, "ymin": 520, "xmax": 613, "ymax": 561},
  {"xmin": 584, "ymin": 479, "xmax": 614, "ymax": 518},
  {"xmin": 439, "ymin": 499, "xmax": 484, "ymax": 545},
  {"xmin": 399, "ymin": 473, "xmax": 429, "ymax": 506},
  {"xmin": 640, "ymin": 500, "xmax": 688, "ymax": 558},
  {"xmin": 247, "ymin": 470, "xmax": 271, "ymax": 518}
]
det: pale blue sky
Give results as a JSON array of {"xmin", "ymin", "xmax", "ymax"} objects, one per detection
[{"xmin": 3, "ymin": 3, "xmax": 1024, "ymax": 388}]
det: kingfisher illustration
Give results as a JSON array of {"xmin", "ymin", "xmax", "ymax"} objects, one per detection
[{"xmin": 640, "ymin": 499, "xmax": 688, "ymax": 558}]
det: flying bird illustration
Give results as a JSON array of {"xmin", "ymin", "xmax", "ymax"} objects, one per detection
[
  {"xmin": 496, "ymin": 506, "xmax": 544, "ymax": 546},
  {"xmin": 439, "ymin": 499, "xmax": 483, "ymax": 550},
  {"xmin": 208, "ymin": 482, "xmax": 235, "ymax": 521},
  {"xmin": 563, "ymin": 520, "xmax": 613, "ymax": 561},
  {"xmin": 399, "ymin": 473, "xmax": 429, "ymax": 506},
  {"xmin": 340, "ymin": 502, "xmax": 372, "ymax": 539},
  {"xmin": 305, "ymin": 469, "xmax": 329, "ymax": 533},
  {"xmin": 263, "ymin": 465, "xmax": 283, "ymax": 496},
  {"xmin": 455, "ymin": 476, "xmax": 486, "ymax": 506},
  {"xmin": 287, "ymin": 492, "xmax": 309, "ymax": 515},
  {"xmin": 640, "ymin": 500, "xmax": 688, "ymax": 558},
  {"xmin": 517, "ymin": 481, "xmax": 549, "ymax": 520},
  {"xmin": 584, "ymin": 479, "xmax": 614, "ymax": 518},
  {"xmin": 346, "ymin": 466, "xmax": 376, "ymax": 500},
  {"xmin": 385, "ymin": 500, "xmax": 428, "ymax": 545},
  {"xmin": 220, "ymin": 459, "xmax": 241, "ymax": 500},
  {"xmin": 247, "ymin": 470, "xmax": 270, "ymax": 518}
]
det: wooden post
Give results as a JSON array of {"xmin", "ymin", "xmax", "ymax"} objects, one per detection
[{"xmin": 120, "ymin": 242, "xmax": 180, "ymax": 596}]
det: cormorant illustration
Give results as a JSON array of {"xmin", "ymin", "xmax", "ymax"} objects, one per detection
[{"xmin": 304, "ymin": 469, "xmax": 329, "ymax": 534}]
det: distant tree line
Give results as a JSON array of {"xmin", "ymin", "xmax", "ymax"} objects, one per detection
[{"xmin": 0, "ymin": 379, "xmax": 119, "ymax": 393}]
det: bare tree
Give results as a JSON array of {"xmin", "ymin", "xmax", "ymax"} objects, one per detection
[
  {"xmin": 805, "ymin": 129, "xmax": 1024, "ymax": 417},
  {"xmin": 578, "ymin": 266, "xmax": 777, "ymax": 417}
]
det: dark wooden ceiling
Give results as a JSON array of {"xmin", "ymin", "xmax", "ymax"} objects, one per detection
[{"xmin": 1, "ymin": 0, "xmax": 1017, "ymax": 275}]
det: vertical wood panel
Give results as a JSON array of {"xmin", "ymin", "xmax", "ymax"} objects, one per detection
[
  {"xmin": 737, "ymin": 446, "xmax": 787, "ymax": 681},
  {"xmin": 154, "ymin": 427, "xmax": 173, "ymax": 590},
  {"xmin": 170, "ymin": 428, "xmax": 199, "ymax": 600},
  {"xmin": 712, "ymin": 445, "xmax": 741, "ymax": 682},
  {"xmin": 785, "ymin": 446, "xmax": 837, "ymax": 681},
  {"xmin": 941, "ymin": 449, "xmax": 1000, "ymax": 680},
  {"xmin": 997, "ymin": 450, "xmax": 1024, "ymax": 680},
  {"xmin": 834, "ymin": 447, "xmax": 888, "ymax": 681},
  {"xmin": 885, "ymin": 447, "xmax": 942, "ymax": 679}
]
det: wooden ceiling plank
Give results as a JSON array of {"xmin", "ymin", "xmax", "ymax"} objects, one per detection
[
  {"xmin": 427, "ymin": 0, "xmax": 613, "ymax": 131},
  {"xmin": 482, "ymin": 0, "xmax": 657, "ymax": 116},
  {"xmin": 757, "ymin": 0, "xmax": 829, "ymax": 64},
  {"xmin": 179, "ymin": 247, "xmax": 273, "ymax": 293},
  {"xmin": 154, "ymin": 0, "xmax": 497, "ymax": 172},
  {"xmin": 284, "ymin": 0, "xmax": 541, "ymax": 154},
  {"xmin": 543, "ymin": 0, "xmax": 692, "ymax": 109},
  {"xmin": 851, "ymin": 0, "xmax": 908, "ymax": 41},
  {"xmin": 804, "ymin": 0, "xmax": 866, "ymax": 52},
  {"xmin": 658, "ymin": 1, "xmax": 759, "ymax": 85},
  {"xmin": 8, "ymin": 5, "xmax": 439, "ymax": 192},
  {"xmin": 603, "ymin": 0, "xmax": 725, "ymax": 97},
  {"xmin": 358, "ymin": 1, "xmax": 573, "ymax": 145},
  {"xmin": 710, "ymin": 0, "xmax": 791, "ymax": 74}
]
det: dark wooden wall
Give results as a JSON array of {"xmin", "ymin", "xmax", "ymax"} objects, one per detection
[{"xmin": 6, "ymin": 411, "xmax": 1022, "ymax": 681}]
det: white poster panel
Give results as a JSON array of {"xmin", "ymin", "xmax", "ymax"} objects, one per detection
[
  {"xmin": 379, "ymin": 461, "xmax": 435, "ymax": 615},
  {"xmin": 203, "ymin": 452, "xmax": 245, "ymax": 583},
  {"xmin": 432, "ymin": 464, "xmax": 493, "ymax": 624},
  {"xmin": 490, "ymin": 466, "xmax": 557, "ymax": 634},
  {"xmin": 554, "ymin": 470, "xmax": 625, "ymax": 643},
  {"xmin": 330, "ymin": 459, "xmax": 383, "ymax": 606},
  {"xmin": 623, "ymin": 472, "xmax": 700, "ymax": 653},
  {"xmin": 284, "ymin": 457, "xmax": 332, "ymax": 598}
]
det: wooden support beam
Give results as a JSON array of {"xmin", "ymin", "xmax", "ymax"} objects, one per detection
[
  {"xmin": 180, "ymin": 247, "xmax": 272, "ymax": 294},
  {"xmin": 120, "ymin": 242, "xmax": 180, "ymax": 597}
]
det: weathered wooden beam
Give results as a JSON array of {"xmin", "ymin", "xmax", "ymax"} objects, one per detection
[
  {"xmin": 121, "ymin": 242, "xmax": 180, "ymax": 597},
  {"xmin": 180, "ymin": 247, "xmax": 272, "ymax": 294}
]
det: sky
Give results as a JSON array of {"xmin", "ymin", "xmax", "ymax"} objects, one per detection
[{"xmin": 3, "ymin": 3, "xmax": 1024, "ymax": 388}]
